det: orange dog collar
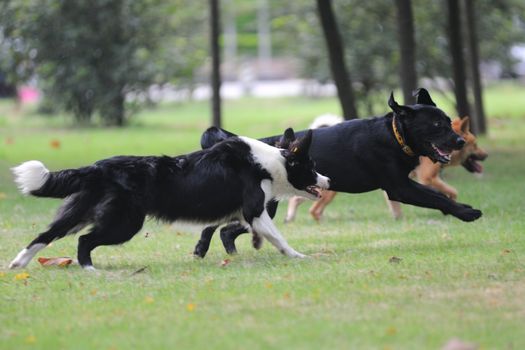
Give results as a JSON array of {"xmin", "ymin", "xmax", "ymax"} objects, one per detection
[{"xmin": 392, "ymin": 115, "xmax": 415, "ymax": 157}]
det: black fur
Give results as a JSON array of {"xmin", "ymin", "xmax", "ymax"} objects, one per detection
[
  {"xmin": 195, "ymin": 89, "xmax": 482, "ymax": 257},
  {"xmin": 12, "ymin": 131, "xmax": 323, "ymax": 268}
]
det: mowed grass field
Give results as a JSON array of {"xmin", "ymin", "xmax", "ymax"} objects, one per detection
[{"xmin": 0, "ymin": 83, "xmax": 524, "ymax": 349}]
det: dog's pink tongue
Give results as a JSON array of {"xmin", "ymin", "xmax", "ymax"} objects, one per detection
[{"xmin": 474, "ymin": 161, "xmax": 483, "ymax": 173}]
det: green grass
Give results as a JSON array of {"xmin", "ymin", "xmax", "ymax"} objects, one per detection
[{"xmin": 1, "ymin": 83, "xmax": 524, "ymax": 349}]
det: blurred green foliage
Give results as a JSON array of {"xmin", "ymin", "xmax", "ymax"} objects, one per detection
[
  {"xmin": 0, "ymin": 0, "xmax": 524, "ymax": 125},
  {"xmin": 0, "ymin": 0, "xmax": 207, "ymax": 125}
]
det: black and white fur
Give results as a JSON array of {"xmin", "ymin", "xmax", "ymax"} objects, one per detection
[{"xmin": 9, "ymin": 130, "xmax": 329, "ymax": 270}]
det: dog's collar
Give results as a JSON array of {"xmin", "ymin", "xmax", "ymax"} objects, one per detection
[{"xmin": 391, "ymin": 115, "xmax": 415, "ymax": 157}]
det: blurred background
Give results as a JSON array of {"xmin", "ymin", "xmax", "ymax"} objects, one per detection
[{"xmin": 0, "ymin": 0, "xmax": 524, "ymax": 131}]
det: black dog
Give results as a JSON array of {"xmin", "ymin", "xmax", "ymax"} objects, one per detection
[
  {"xmin": 193, "ymin": 89, "xmax": 482, "ymax": 258},
  {"xmin": 9, "ymin": 130, "xmax": 330, "ymax": 270}
]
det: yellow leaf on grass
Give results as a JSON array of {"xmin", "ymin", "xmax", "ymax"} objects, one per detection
[
  {"xmin": 186, "ymin": 303, "xmax": 196, "ymax": 312},
  {"xmin": 90, "ymin": 289, "xmax": 97, "ymax": 296},
  {"xmin": 386, "ymin": 327, "xmax": 397, "ymax": 336},
  {"xmin": 265, "ymin": 282, "xmax": 273, "ymax": 289},
  {"xmin": 25, "ymin": 335, "xmax": 36, "ymax": 344},
  {"xmin": 15, "ymin": 272, "xmax": 30, "ymax": 280},
  {"xmin": 0, "ymin": 272, "xmax": 5, "ymax": 278},
  {"xmin": 144, "ymin": 296, "xmax": 154, "ymax": 304},
  {"xmin": 0, "ymin": 192, "xmax": 7, "ymax": 200}
]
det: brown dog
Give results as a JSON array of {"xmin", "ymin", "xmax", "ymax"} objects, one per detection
[{"xmin": 285, "ymin": 117, "xmax": 487, "ymax": 222}]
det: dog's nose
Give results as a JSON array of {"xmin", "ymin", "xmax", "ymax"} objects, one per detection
[{"xmin": 456, "ymin": 137, "xmax": 465, "ymax": 148}]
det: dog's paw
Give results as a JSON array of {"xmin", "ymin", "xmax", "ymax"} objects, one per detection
[
  {"xmin": 252, "ymin": 234, "xmax": 263, "ymax": 250},
  {"xmin": 193, "ymin": 244, "xmax": 207, "ymax": 258},
  {"xmin": 291, "ymin": 251, "xmax": 307, "ymax": 258},
  {"xmin": 457, "ymin": 207, "xmax": 482, "ymax": 222}
]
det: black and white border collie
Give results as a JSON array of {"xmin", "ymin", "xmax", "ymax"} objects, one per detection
[{"xmin": 9, "ymin": 129, "xmax": 330, "ymax": 270}]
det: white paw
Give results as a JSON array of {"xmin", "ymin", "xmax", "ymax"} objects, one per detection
[
  {"xmin": 8, "ymin": 261, "xmax": 25, "ymax": 269},
  {"xmin": 82, "ymin": 265, "xmax": 97, "ymax": 272},
  {"xmin": 288, "ymin": 251, "xmax": 307, "ymax": 258}
]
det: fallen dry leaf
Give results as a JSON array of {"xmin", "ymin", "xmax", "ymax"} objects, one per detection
[
  {"xmin": 501, "ymin": 249, "xmax": 512, "ymax": 255},
  {"xmin": 144, "ymin": 296, "xmax": 154, "ymax": 304},
  {"xmin": 186, "ymin": 303, "xmax": 196, "ymax": 312},
  {"xmin": 0, "ymin": 192, "xmax": 7, "ymax": 200},
  {"xmin": 386, "ymin": 326, "xmax": 397, "ymax": 336},
  {"xmin": 5, "ymin": 137, "xmax": 14, "ymax": 145},
  {"xmin": 220, "ymin": 259, "xmax": 231, "ymax": 267},
  {"xmin": 389, "ymin": 256, "xmax": 402, "ymax": 264},
  {"xmin": 50, "ymin": 139, "xmax": 61, "ymax": 149},
  {"xmin": 38, "ymin": 257, "xmax": 73, "ymax": 267},
  {"xmin": 130, "ymin": 266, "xmax": 149, "ymax": 276}
]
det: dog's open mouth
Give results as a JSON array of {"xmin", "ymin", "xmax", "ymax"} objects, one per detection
[
  {"xmin": 462, "ymin": 154, "xmax": 485, "ymax": 173},
  {"xmin": 431, "ymin": 143, "xmax": 452, "ymax": 163},
  {"xmin": 305, "ymin": 185, "xmax": 322, "ymax": 198}
]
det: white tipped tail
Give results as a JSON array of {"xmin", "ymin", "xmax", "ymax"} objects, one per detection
[
  {"xmin": 12, "ymin": 160, "xmax": 50, "ymax": 195},
  {"xmin": 309, "ymin": 114, "xmax": 344, "ymax": 129}
]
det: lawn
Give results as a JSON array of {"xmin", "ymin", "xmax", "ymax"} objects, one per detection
[{"xmin": 0, "ymin": 83, "xmax": 524, "ymax": 349}]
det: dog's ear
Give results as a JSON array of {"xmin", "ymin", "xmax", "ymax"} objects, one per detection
[
  {"xmin": 278, "ymin": 128, "xmax": 296, "ymax": 148},
  {"xmin": 413, "ymin": 88, "xmax": 436, "ymax": 106},
  {"xmin": 388, "ymin": 92, "xmax": 413, "ymax": 117},
  {"xmin": 460, "ymin": 117, "xmax": 470, "ymax": 133},
  {"xmin": 291, "ymin": 129, "xmax": 313, "ymax": 158}
]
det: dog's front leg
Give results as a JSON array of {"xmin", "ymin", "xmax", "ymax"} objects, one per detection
[
  {"xmin": 251, "ymin": 211, "xmax": 306, "ymax": 258},
  {"xmin": 386, "ymin": 179, "xmax": 481, "ymax": 222}
]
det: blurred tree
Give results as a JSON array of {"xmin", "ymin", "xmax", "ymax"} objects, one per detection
[
  {"xmin": 447, "ymin": 0, "xmax": 471, "ymax": 119},
  {"xmin": 316, "ymin": 0, "xmax": 358, "ymax": 119},
  {"xmin": 395, "ymin": 0, "xmax": 417, "ymax": 105},
  {"xmin": 0, "ymin": 0, "xmax": 207, "ymax": 126},
  {"xmin": 210, "ymin": 0, "xmax": 222, "ymax": 127},
  {"xmin": 463, "ymin": 0, "xmax": 486, "ymax": 134}
]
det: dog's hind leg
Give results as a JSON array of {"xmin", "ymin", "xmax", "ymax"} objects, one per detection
[
  {"xmin": 77, "ymin": 198, "xmax": 145, "ymax": 270},
  {"xmin": 383, "ymin": 191, "xmax": 402, "ymax": 219},
  {"xmin": 220, "ymin": 223, "xmax": 250, "ymax": 254},
  {"xmin": 9, "ymin": 193, "xmax": 94, "ymax": 269},
  {"xmin": 193, "ymin": 225, "xmax": 219, "ymax": 258}
]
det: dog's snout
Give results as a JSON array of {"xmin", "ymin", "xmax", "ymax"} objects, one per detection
[
  {"xmin": 456, "ymin": 137, "xmax": 465, "ymax": 148},
  {"xmin": 317, "ymin": 174, "xmax": 331, "ymax": 189}
]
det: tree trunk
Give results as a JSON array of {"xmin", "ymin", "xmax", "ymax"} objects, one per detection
[
  {"xmin": 112, "ymin": 94, "xmax": 125, "ymax": 127},
  {"xmin": 316, "ymin": 0, "xmax": 358, "ymax": 119},
  {"xmin": 394, "ymin": 0, "xmax": 418, "ymax": 105},
  {"xmin": 463, "ymin": 0, "xmax": 486, "ymax": 134},
  {"xmin": 210, "ymin": 0, "xmax": 222, "ymax": 127},
  {"xmin": 446, "ymin": 0, "xmax": 471, "ymax": 118}
]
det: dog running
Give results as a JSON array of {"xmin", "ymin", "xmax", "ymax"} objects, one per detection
[
  {"xmin": 385, "ymin": 116, "xmax": 488, "ymax": 218},
  {"xmin": 9, "ymin": 130, "xmax": 329, "ymax": 270},
  {"xmin": 193, "ymin": 88, "xmax": 483, "ymax": 258},
  {"xmin": 286, "ymin": 115, "xmax": 488, "ymax": 221}
]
